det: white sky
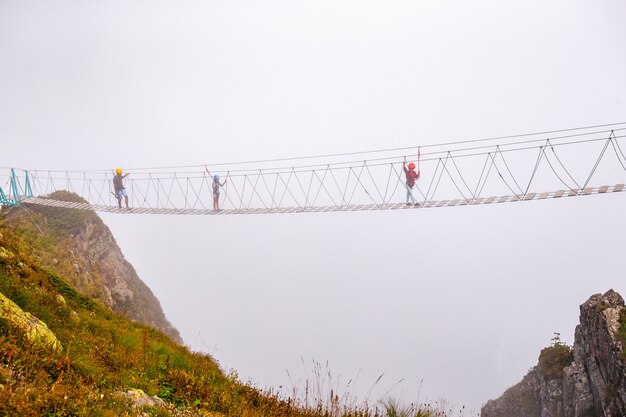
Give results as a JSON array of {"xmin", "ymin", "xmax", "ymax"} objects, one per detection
[{"xmin": 1, "ymin": 0, "xmax": 626, "ymax": 413}]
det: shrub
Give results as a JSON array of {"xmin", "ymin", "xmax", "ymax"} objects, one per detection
[{"xmin": 538, "ymin": 344, "xmax": 572, "ymax": 378}]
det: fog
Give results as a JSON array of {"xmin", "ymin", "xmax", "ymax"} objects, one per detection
[{"xmin": 1, "ymin": 0, "xmax": 626, "ymax": 412}]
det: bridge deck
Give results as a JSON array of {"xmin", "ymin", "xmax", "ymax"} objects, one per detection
[{"xmin": 17, "ymin": 184, "xmax": 623, "ymax": 216}]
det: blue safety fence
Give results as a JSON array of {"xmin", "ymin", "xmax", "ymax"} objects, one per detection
[{"xmin": 0, "ymin": 169, "xmax": 33, "ymax": 206}]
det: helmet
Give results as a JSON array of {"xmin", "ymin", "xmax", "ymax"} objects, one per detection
[
  {"xmin": 213, "ymin": 175, "xmax": 220, "ymax": 180},
  {"xmin": 116, "ymin": 168, "xmax": 122, "ymax": 174},
  {"xmin": 408, "ymin": 162, "xmax": 416, "ymax": 170}
]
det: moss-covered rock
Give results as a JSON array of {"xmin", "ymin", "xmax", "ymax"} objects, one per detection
[{"xmin": 0, "ymin": 291, "xmax": 63, "ymax": 354}]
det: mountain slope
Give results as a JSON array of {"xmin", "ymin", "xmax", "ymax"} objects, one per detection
[
  {"xmin": 0, "ymin": 218, "xmax": 302, "ymax": 416},
  {"xmin": 0, "ymin": 207, "xmax": 450, "ymax": 416},
  {"xmin": 2, "ymin": 191, "xmax": 181, "ymax": 342}
]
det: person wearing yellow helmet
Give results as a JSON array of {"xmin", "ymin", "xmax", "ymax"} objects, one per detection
[{"xmin": 113, "ymin": 168, "xmax": 130, "ymax": 209}]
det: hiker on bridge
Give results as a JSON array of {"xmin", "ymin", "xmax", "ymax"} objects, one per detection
[
  {"xmin": 113, "ymin": 168, "xmax": 130, "ymax": 209},
  {"xmin": 206, "ymin": 167, "xmax": 227, "ymax": 210},
  {"xmin": 403, "ymin": 161, "xmax": 420, "ymax": 206},
  {"xmin": 212, "ymin": 175, "xmax": 227, "ymax": 210}
]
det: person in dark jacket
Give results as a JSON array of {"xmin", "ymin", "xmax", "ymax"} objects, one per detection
[{"xmin": 113, "ymin": 168, "xmax": 130, "ymax": 209}]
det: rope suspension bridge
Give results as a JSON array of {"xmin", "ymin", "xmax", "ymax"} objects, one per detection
[{"xmin": 2, "ymin": 123, "xmax": 625, "ymax": 216}]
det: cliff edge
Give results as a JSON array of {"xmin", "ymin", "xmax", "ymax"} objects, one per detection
[
  {"xmin": 1, "ymin": 191, "xmax": 181, "ymax": 343},
  {"xmin": 482, "ymin": 289, "xmax": 626, "ymax": 417}
]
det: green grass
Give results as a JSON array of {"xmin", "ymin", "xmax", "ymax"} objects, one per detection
[{"xmin": 0, "ymin": 222, "xmax": 229, "ymax": 416}]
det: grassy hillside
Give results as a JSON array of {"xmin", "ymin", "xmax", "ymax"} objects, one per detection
[
  {"xmin": 1, "ymin": 217, "xmax": 264, "ymax": 416},
  {"xmin": 0, "ymin": 214, "xmax": 446, "ymax": 417},
  {"xmin": 0, "ymin": 215, "xmax": 353, "ymax": 416}
]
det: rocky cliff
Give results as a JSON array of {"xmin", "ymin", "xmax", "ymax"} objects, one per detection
[
  {"xmin": 482, "ymin": 289, "xmax": 626, "ymax": 417},
  {"xmin": 1, "ymin": 191, "xmax": 181, "ymax": 343}
]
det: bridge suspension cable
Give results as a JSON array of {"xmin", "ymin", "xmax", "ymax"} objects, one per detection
[{"xmin": 1, "ymin": 124, "xmax": 625, "ymax": 215}]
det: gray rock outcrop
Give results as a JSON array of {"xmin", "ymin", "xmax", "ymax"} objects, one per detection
[{"xmin": 482, "ymin": 289, "xmax": 626, "ymax": 417}]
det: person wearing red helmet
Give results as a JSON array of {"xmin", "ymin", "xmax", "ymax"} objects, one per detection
[{"xmin": 403, "ymin": 161, "xmax": 420, "ymax": 206}]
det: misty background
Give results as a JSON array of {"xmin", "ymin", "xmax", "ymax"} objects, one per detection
[{"xmin": 1, "ymin": 0, "xmax": 626, "ymax": 412}]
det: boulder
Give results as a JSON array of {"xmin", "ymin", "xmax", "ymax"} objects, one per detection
[
  {"xmin": 117, "ymin": 388, "xmax": 166, "ymax": 408},
  {"xmin": 0, "ymin": 291, "xmax": 63, "ymax": 354}
]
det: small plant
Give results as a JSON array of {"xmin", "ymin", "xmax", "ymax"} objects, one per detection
[
  {"xmin": 539, "ymin": 333, "xmax": 572, "ymax": 378},
  {"xmin": 381, "ymin": 397, "xmax": 433, "ymax": 417},
  {"xmin": 550, "ymin": 332, "xmax": 563, "ymax": 347},
  {"xmin": 382, "ymin": 397, "xmax": 414, "ymax": 417}
]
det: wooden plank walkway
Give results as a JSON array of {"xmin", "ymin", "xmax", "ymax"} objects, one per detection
[{"xmin": 18, "ymin": 184, "xmax": 624, "ymax": 216}]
